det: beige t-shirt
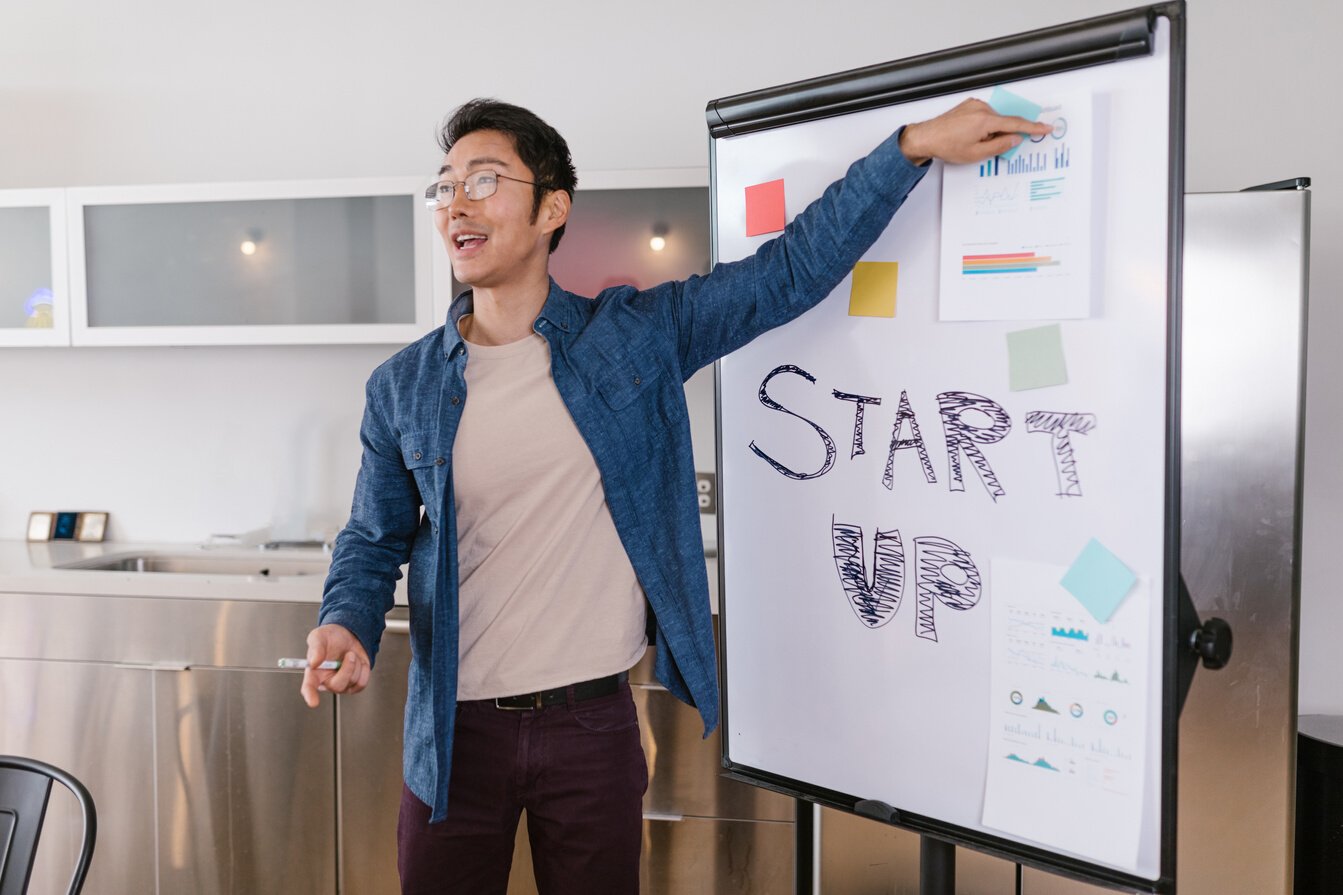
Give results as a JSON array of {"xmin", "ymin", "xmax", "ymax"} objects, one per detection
[{"xmin": 452, "ymin": 329, "xmax": 648, "ymax": 700}]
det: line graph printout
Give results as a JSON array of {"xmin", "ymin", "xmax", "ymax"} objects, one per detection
[
  {"xmin": 982, "ymin": 557, "xmax": 1150, "ymax": 868},
  {"xmin": 939, "ymin": 92, "xmax": 1095, "ymax": 321}
]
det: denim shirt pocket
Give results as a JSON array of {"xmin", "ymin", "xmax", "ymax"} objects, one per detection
[
  {"xmin": 399, "ymin": 432, "xmax": 441, "ymax": 520},
  {"xmin": 594, "ymin": 337, "xmax": 664, "ymax": 411}
]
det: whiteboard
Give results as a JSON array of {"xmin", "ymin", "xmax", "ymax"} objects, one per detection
[{"xmin": 714, "ymin": 9, "xmax": 1180, "ymax": 891}]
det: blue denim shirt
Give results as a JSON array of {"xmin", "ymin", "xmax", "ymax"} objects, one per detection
[{"xmin": 318, "ymin": 127, "xmax": 926, "ymax": 822}]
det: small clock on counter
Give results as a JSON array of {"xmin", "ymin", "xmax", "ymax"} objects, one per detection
[{"xmin": 28, "ymin": 511, "xmax": 109, "ymax": 542}]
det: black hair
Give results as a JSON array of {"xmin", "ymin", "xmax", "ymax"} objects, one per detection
[{"xmin": 438, "ymin": 98, "xmax": 578, "ymax": 253}]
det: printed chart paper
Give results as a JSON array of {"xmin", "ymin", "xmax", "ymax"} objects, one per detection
[
  {"xmin": 982, "ymin": 558, "xmax": 1149, "ymax": 868},
  {"xmin": 940, "ymin": 92, "xmax": 1095, "ymax": 321}
]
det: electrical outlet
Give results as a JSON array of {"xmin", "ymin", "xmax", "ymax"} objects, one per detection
[{"xmin": 695, "ymin": 472, "xmax": 717, "ymax": 514}]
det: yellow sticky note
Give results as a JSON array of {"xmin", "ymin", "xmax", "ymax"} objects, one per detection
[{"xmin": 848, "ymin": 262, "xmax": 899, "ymax": 318}]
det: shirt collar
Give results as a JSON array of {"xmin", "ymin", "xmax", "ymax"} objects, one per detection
[
  {"xmin": 443, "ymin": 289, "xmax": 471, "ymax": 359},
  {"xmin": 533, "ymin": 278, "xmax": 584, "ymax": 334},
  {"xmin": 443, "ymin": 278, "xmax": 582, "ymax": 358}
]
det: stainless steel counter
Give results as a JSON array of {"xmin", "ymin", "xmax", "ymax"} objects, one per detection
[
  {"xmin": 0, "ymin": 590, "xmax": 338, "ymax": 894},
  {"xmin": 1, "ymin": 546, "xmax": 770, "ymax": 893},
  {"xmin": 0, "ymin": 540, "xmax": 349, "ymax": 603}
]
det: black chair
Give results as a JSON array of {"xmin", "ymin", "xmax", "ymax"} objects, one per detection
[{"xmin": 0, "ymin": 756, "xmax": 97, "ymax": 895}]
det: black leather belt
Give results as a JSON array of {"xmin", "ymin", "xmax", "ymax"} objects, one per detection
[{"xmin": 492, "ymin": 672, "xmax": 627, "ymax": 711}]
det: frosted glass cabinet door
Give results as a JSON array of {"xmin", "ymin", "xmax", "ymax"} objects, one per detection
[
  {"xmin": 69, "ymin": 178, "xmax": 433, "ymax": 346},
  {"xmin": 0, "ymin": 189, "xmax": 70, "ymax": 347}
]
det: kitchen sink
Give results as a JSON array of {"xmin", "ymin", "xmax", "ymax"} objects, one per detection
[{"xmin": 58, "ymin": 552, "xmax": 329, "ymax": 578}]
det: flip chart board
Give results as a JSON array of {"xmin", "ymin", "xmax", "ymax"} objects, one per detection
[{"xmin": 710, "ymin": 5, "xmax": 1184, "ymax": 891}]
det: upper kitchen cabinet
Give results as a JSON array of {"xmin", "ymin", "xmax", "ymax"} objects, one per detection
[
  {"xmin": 0, "ymin": 189, "xmax": 70, "ymax": 347},
  {"xmin": 67, "ymin": 178, "xmax": 434, "ymax": 346}
]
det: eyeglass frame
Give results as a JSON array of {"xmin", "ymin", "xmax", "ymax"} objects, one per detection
[{"xmin": 423, "ymin": 170, "xmax": 556, "ymax": 210}]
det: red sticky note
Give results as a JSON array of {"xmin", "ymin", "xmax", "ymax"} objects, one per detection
[{"xmin": 745, "ymin": 179, "xmax": 786, "ymax": 237}]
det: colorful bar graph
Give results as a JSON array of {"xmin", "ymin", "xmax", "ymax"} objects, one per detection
[{"xmin": 961, "ymin": 252, "xmax": 1061, "ymax": 275}]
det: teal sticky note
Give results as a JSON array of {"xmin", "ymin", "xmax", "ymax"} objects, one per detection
[
  {"xmin": 989, "ymin": 85, "xmax": 1043, "ymax": 161},
  {"xmin": 1060, "ymin": 539, "xmax": 1137, "ymax": 624},
  {"xmin": 1006, "ymin": 324, "xmax": 1067, "ymax": 391}
]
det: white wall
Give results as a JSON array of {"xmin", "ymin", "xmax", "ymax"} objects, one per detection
[
  {"xmin": 4, "ymin": 344, "xmax": 399, "ymax": 542},
  {"xmin": 2, "ymin": 0, "xmax": 1340, "ymax": 710}
]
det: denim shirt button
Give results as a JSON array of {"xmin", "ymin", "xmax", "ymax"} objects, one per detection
[
  {"xmin": 435, "ymin": 457, "xmax": 445, "ymax": 466},
  {"xmin": 412, "ymin": 450, "xmax": 422, "ymax": 460},
  {"xmin": 450, "ymin": 395, "xmax": 460, "ymax": 406},
  {"xmin": 633, "ymin": 376, "xmax": 642, "ymax": 385}
]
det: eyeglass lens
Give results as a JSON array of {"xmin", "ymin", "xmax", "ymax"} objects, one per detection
[{"xmin": 425, "ymin": 171, "xmax": 501, "ymax": 209}]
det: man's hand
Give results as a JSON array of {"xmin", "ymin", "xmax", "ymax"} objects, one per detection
[
  {"xmin": 900, "ymin": 98, "xmax": 1054, "ymax": 166},
  {"xmin": 300, "ymin": 624, "xmax": 372, "ymax": 708}
]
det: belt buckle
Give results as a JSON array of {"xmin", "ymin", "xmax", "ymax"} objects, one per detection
[{"xmin": 494, "ymin": 692, "xmax": 544, "ymax": 711}]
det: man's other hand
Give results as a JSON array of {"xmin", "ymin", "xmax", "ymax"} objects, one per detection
[
  {"xmin": 300, "ymin": 624, "xmax": 372, "ymax": 708},
  {"xmin": 900, "ymin": 98, "xmax": 1054, "ymax": 166}
]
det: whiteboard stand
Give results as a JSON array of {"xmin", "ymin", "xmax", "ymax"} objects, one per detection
[
  {"xmin": 1176, "ymin": 577, "xmax": 1232, "ymax": 712},
  {"xmin": 852, "ymin": 800, "xmax": 956, "ymax": 895},
  {"xmin": 920, "ymin": 836, "xmax": 955, "ymax": 895},
  {"xmin": 794, "ymin": 799, "xmax": 813, "ymax": 895},
  {"xmin": 709, "ymin": 4, "xmax": 1192, "ymax": 892},
  {"xmin": 854, "ymin": 795, "xmax": 961, "ymax": 886}
]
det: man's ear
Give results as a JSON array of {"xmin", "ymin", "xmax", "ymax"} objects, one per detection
[{"xmin": 541, "ymin": 189, "xmax": 571, "ymax": 236}]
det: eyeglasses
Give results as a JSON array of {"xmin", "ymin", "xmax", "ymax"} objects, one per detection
[{"xmin": 423, "ymin": 171, "xmax": 550, "ymax": 210}]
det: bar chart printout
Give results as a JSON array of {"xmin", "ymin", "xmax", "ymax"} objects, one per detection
[{"xmin": 939, "ymin": 91, "xmax": 1095, "ymax": 321}]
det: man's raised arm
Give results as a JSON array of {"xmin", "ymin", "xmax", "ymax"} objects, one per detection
[{"xmin": 655, "ymin": 99, "xmax": 1052, "ymax": 377}]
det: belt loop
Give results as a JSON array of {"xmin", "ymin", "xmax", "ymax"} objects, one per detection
[{"xmin": 533, "ymin": 692, "xmax": 543, "ymax": 710}]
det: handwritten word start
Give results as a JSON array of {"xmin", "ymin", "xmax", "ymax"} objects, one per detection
[{"xmin": 748, "ymin": 364, "xmax": 1097, "ymax": 500}]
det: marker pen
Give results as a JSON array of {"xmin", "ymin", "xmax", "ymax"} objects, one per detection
[{"xmin": 277, "ymin": 658, "xmax": 341, "ymax": 670}]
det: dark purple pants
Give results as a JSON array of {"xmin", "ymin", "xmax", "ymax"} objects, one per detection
[{"xmin": 397, "ymin": 682, "xmax": 648, "ymax": 895}]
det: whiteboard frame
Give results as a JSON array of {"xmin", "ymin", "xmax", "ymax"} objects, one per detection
[{"xmin": 709, "ymin": 4, "xmax": 1185, "ymax": 892}]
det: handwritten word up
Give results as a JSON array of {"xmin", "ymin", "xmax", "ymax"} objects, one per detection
[{"xmin": 833, "ymin": 520, "xmax": 979, "ymax": 641}]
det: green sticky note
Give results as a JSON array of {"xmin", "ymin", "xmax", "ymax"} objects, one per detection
[
  {"xmin": 1006, "ymin": 324, "xmax": 1067, "ymax": 391},
  {"xmin": 1060, "ymin": 539, "xmax": 1138, "ymax": 624},
  {"xmin": 989, "ymin": 85, "xmax": 1043, "ymax": 161},
  {"xmin": 848, "ymin": 262, "xmax": 899, "ymax": 318}
]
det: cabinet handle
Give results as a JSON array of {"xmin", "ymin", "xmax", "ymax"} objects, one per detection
[
  {"xmin": 385, "ymin": 618, "xmax": 410, "ymax": 635},
  {"xmin": 113, "ymin": 661, "xmax": 191, "ymax": 672}
]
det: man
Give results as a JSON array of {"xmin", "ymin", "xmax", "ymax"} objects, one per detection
[{"xmin": 301, "ymin": 96, "xmax": 1049, "ymax": 894}]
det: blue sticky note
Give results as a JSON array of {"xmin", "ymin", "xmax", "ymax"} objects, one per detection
[
  {"xmin": 989, "ymin": 85, "xmax": 1043, "ymax": 161},
  {"xmin": 1059, "ymin": 539, "xmax": 1137, "ymax": 624}
]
